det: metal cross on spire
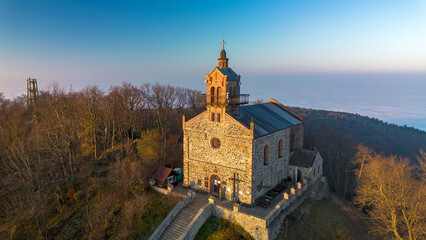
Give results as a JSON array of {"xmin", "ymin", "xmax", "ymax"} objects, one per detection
[{"xmin": 221, "ymin": 40, "xmax": 226, "ymax": 50}]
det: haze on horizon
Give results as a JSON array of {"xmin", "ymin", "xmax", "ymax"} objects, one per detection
[{"xmin": 1, "ymin": 0, "xmax": 426, "ymax": 130}]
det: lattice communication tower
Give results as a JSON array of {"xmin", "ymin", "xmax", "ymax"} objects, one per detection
[{"xmin": 26, "ymin": 78, "xmax": 39, "ymax": 103}]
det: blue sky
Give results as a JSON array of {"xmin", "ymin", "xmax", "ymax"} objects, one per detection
[{"xmin": 1, "ymin": 0, "xmax": 426, "ymax": 129}]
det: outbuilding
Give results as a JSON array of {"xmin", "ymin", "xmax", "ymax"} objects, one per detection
[{"xmin": 152, "ymin": 166, "xmax": 179, "ymax": 188}]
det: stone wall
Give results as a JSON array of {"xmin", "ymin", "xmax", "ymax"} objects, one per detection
[
  {"xmin": 214, "ymin": 204, "xmax": 268, "ymax": 239},
  {"xmin": 212, "ymin": 178, "xmax": 326, "ymax": 240},
  {"xmin": 183, "ymin": 111, "xmax": 254, "ymax": 204},
  {"xmin": 149, "ymin": 177, "xmax": 328, "ymax": 240},
  {"xmin": 252, "ymin": 128, "xmax": 291, "ymax": 200},
  {"xmin": 179, "ymin": 203, "xmax": 213, "ymax": 240}
]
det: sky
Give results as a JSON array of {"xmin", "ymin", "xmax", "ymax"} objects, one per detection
[{"xmin": 1, "ymin": 0, "xmax": 426, "ymax": 130}]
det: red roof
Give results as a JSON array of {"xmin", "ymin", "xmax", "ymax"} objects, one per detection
[{"xmin": 152, "ymin": 166, "xmax": 173, "ymax": 182}]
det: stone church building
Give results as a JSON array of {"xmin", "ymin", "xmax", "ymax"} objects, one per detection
[{"xmin": 182, "ymin": 44, "xmax": 323, "ymax": 205}]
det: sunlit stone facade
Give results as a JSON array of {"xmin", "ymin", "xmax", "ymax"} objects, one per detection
[{"xmin": 182, "ymin": 45, "xmax": 307, "ymax": 205}]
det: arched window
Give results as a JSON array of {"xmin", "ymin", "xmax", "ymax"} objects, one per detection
[
  {"xmin": 264, "ymin": 145, "xmax": 269, "ymax": 165},
  {"xmin": 290, "ymin": 134, "xmax": 295, "ymax": 151},
  {"xmin": 210, "ymin": 87, "xmax": 215, "ymax": 103},
  {"xmin": 278, "ymin": 139, "xmax": 283, "ymax": 157},
  {"xmin": 217, "ymin": 87, "xmax": 221, "ymax": 102}
]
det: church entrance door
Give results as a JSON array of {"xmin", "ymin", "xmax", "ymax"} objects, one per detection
[{"xmin": 209, "ymin": 174, "xmax": 221, "ymax": 196}]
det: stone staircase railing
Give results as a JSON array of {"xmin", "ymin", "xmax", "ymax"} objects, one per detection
[
  {"xmin": 148, "ymin": 195, "xmax": 193, "ymax": 240},
  {"xmin": 178, "ymin": 203, "xmax": 213, "ymax": 240}
]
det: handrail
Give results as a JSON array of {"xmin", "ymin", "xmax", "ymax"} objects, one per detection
[{"xmin": 197, "ymin": 94, "xmax": 249, "ymax": 105}]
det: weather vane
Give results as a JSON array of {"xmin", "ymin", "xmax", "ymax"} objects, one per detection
[{"xmin": 221, "ymin": 39, "xmax": 226, "ymax": 50}]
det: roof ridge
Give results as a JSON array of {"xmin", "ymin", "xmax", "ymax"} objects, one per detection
[{"xmin": 265, "ymin": 99, "xmax": 304, "ymax": 121}]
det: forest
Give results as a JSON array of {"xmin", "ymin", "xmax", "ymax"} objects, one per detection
[
  {"xmin": 290, "ymin": 107, "xmax": 426, "ymax": 199},
  {"xmin": 0, "ymin": 83, "xmax": 425, "ymax": 239},
  {"xmin": 0, "ymin": 83, "xmax": 201, "ymax": 239}
]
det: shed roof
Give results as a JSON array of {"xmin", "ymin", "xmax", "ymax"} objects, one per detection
[
  {"xmin": 233, "ymin": 100, "xmax": 303, "ymax": 138},
  {"xmin": 152, "ymin": 166, "xmax": 173, "ymax": 182},
  {"xmin": 289, "ymin": 149, "xmax": 317, "ymax": 168}
]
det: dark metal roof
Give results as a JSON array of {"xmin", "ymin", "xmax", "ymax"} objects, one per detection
[
  {"xmin": 152, "ymin": 166, "xmax": 174, "ymax": 182},
  {"xmin": 234, "ymin": 102, "xmax": 303, "ymax": 138},
  {"xmin": 217, "ymin": 67, "xmax": 239, "ymax": 80},
  {"xmin": 289, "ymin": 149, "xmax": 317, "ymax": 168},
  {"xmin": 207, "ymin": 66, "xmax": 239, "ymax": 81}
]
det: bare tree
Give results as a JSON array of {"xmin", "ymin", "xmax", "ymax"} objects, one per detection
[
  {"xmin": 141, "ymin": 83, "xmax": 178, "ymax": 163},
  {"xmin": 354, "ymin": 151, "xmax": 425, "ymax": 240},
  {"xmin": 2, "ymin": 137, "xmax": 54, "ymax": 240},
  {"xmin": 80, "ymin": 86, "xmax": 104, "ymax": 159}
]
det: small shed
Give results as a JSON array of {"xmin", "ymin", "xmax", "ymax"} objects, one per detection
[
  {"xmin": 289, "ymin": 149, "xmax": 323, "ymax": 182},
  {"xmin": 174, "ymin": 168, "xmax": 183, "ymax": 181},
  {"xmin": 152, "ymin": 167, "xmax": 178, "ymax": 188}
]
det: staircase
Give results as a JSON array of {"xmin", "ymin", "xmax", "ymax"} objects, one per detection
[{"xmin": 159, "ymin": 199, "xmax": 207, "ymax": 240}]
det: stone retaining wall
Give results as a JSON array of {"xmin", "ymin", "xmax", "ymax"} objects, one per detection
[
  {"xmin": 214, "ymin": 178, "xmax": 326, "ymax": 240},
  {"xmin": 149, "ymin": 177, "xmax": 328, "ymax": 240}
]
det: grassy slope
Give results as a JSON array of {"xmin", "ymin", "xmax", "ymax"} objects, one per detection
[
  {"xmin": 195, "ymin": 216, "xmax": 253, "ymax": 240},
  {"xmin": 278, "ymin": 194, "xmax": 376, "ymax": 240}
]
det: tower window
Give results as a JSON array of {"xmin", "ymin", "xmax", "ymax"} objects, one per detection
[
  {"xmin": 211, "ymin": 113, "xmax": 215, "ymax": 122},
  {"xmin": 217, "ymin": 113, "xmax": 220, "ymax": 122},
  {"xmin": 290, "ymin": 134, "xmax": 295, "ymax": 151},
  {"xmin": 210, "ymin": 87, "xmax": 215, "ymax": 103},
  {"xmin": 264, "ymin": 144, "xmax": 269, "ymax": 165},
  {"xmin": 278, "ymin": 139, "xmax": 283, "ymax": 157}
]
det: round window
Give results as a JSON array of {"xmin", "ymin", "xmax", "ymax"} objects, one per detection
[{"xmin": 211, "ymin": 138, "xmax": 221, "ymax": 149}]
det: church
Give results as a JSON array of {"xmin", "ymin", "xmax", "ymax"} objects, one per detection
[{"xmin": 182, "ymin": 42, "xmax": 323, "ymax": 205}]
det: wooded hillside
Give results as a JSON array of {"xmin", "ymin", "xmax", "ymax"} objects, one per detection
[
  {"xmin": 290, "ymin": 107, "xmax": 426, "ymax": 200},
  {"xmin": 0, "ymin": 86, "xmax": 424, "ymax": 239},
  {"xmin": 0, "ymin": 83, "xmax": 201, "ymax": 239}
]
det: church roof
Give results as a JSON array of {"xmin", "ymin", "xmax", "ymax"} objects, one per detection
[
  {"xmin": 217, "ymin": 67, "xmax": 239, "ymax": 80},
  {"xmin": 233, "ymin": 101, "xmax": 303, "ymax": 138},
  {"xmin": 289, "ymin": 149, "xmax": 317, "ymax": 168},
  {"xmin": 207, "ymin": 67, "xmax": 239, "ymax": 81}
]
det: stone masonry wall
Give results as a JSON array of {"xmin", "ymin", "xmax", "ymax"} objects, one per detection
[
  {"xmin": 252, "ymin": 128, "xmax": 290, "ymax": 200},
  {"xmin": 252, "ymin": 123, "xmax": 303, "ymax": 200},
  {"xmin": 183, "ymin": 109, "xmax": 254, "ymax": 204}
]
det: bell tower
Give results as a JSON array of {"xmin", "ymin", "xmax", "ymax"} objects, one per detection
[
  {"xmin": 201, "ymin": 41, "xmax": 249, "ymax": 116},
  {"xmin": 218, "ymin": 40, "xmax": 228, "ymax": 68}
]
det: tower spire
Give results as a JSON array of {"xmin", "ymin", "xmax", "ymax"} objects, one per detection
[{"xmin": 218, "ymin": 40, "xmax": 229, "ymax": 68}]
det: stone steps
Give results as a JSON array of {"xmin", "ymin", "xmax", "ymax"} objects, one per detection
[{"xmin": 158, "ymin": 200, "xmax": 203, "ymax": 240}]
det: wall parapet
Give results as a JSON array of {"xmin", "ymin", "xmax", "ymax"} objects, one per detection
[
  {"xmin": 148, "ymin": 195, "xmax": 193, "ymax": 240},
  {"xmin": 179, "ymin": 203, "xmax": 213, "ymax": 240},
  {"xmin": 264, "ymin": 183, "xmax": 308, "ymax": 226}
]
